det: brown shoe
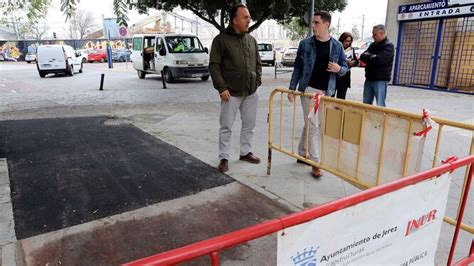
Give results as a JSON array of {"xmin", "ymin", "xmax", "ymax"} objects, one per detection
[
  {"xmin": 312, "ymin": 166, "xmax": 322, "ymax": 178},
  {"xmin": 218, "ymin": 159, "xmax": 228, "ymax": 172},
  {"xmin": 239, "ymin": 152, "xmax": 261, "ymax": 164}
]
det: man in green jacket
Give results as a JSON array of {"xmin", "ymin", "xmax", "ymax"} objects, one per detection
[{"xmin": 209, "ymin": 3, "xmax": 262, "ymax": 172}]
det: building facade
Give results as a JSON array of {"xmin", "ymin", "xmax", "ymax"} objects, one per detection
[{"xmin": 386, "ymin": 0, "xmax": 474, "ymax": 94}]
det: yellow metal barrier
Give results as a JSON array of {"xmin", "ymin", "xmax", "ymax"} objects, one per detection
[{"xmin": 267, "ymin": 88, "xmax": 474, "ymax": 233}]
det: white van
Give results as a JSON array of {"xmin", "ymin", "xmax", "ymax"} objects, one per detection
[
  {"xmin": 131, "ymin": 34, "xmax": 209, "ymax": 82},
  {"xmin": 258, "ymin": 42, "xmax": 275, "ymax": 66},
  {"xmin": 36, "ymin": 44, "xmax": 83, "ymax": 78}
]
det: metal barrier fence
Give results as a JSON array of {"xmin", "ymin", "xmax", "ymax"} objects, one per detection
[
  {"xmin": 267, "ymin": 88, "xmax": 474, "ymax": 234},
  {"xmin": 124, "ymin": 155, "xmax": 474, "ymax": 265}
]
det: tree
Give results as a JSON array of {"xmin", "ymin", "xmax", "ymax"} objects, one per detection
[
  {"xmin": 22, "ymin": 0, "xmax": 346, "ymax": 31},
  {"xmin": 282, "ymin": 18, "xmax": 307, "ymax": 41},
  {"xmin": 68, "ymin": 9, "xmax": 98, "ymax": 39},
  {"xmin": 351, "ymin": 24, "xmax": 360, "ymax": 40},
  {"xmin": 9, "ymin": 0, "xmax": 347, "ymax": 33},
  {"xmin": 27, "ymin": 21, "xmax": 50, "ymax": 40},
  {"xmin": 0, "ymin": 0, "xmax": 50, "ymax": 39},
  {"xmin": 123, "ymin": 0, "xmax": 347, "ymax": 32},
  {"xmin": 0, "ymin": 0, "xmax": 50, "ymax": 24}
]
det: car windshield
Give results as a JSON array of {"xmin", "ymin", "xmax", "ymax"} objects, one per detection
[
  {"xmin": 258, "ymin": 44, "xmax": 272, "ymax": 52},
  {"xmin": 165, "ymin": 36, "xmax": 205, "ymax": 53}
]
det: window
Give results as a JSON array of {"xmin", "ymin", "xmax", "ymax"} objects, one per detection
[
  {"xmin": 132, "ymin": 38, "xmax": 142, "ymax": 51},
  {"xmin": 258, "ymin": 43, "xmax": 273, "ymax": 52},
  {"xmin": 156, "ymin": 38, "xmax": 165, "ymax": 52},
  {"xmin": 165, "ymin": 36, "xmax": 205, "ymax": 53}
]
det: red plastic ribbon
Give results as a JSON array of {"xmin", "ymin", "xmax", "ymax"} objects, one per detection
[{"xmin": 414, "ymin": 109, "xmax": 433, "ymax": 137}]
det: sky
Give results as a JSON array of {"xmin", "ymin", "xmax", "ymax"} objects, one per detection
[{"xmin": 46, "ymin": 0, "xmax": 388, "ymax": 39}]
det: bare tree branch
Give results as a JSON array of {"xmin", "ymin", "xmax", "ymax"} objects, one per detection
[
  {"xmin": 69, "ymin": 10, "xmax": 98, "ymax": 39},
  {"xmin": 184, "ymin": 4, "xmax": 222, "ymax": 31}
]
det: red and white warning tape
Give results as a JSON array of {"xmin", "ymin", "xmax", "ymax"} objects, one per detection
[
  {"xmin": 307, "ymin": 93, "xmax": 322, "ymax": 122},
  {"xmin": 414, "ymin": 109, "xmax": 435, "ymax": 138}
]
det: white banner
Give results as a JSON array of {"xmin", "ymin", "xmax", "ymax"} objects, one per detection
[
  {"xmin": 277, "ymin": 173, "xmax": 451, "ymax": 266},
  {"xmin": 398, "ymin": 5, "xmax": 474, "ymax": 21},
  {"xmin": 448, "ymin": 0, "xmax": 473, "ymax": 6}
]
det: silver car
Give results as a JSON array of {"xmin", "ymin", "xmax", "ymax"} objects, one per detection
[
  {"xmin": 25, "ymin": 53, "xmax": 36, "ymax": 63},
  {"xmin": 281, "ymin": 47, "xmax": 297, "ymax": 67}
]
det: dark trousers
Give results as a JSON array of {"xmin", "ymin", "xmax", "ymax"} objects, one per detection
[
  {"xmin": 333, "ymin": 84, "xmax": 348, "ymax": 99},
  {"xmin": 333, "ymin": 71, "xmax": 350, "ymax": 99}
]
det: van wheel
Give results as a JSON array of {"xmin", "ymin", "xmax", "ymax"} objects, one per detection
[
  {"xmin": 137, "ymin": 70, "xmax": 146, "ymax": 79},
  {"xmin": 164, "ymin": 68, "xmax": 174, "ymax": 83},
  {"xmin": 201, "ymin": 75, "xmax": 210, "ymax": 81},
  {"xmin": 39, "ymin": 71, "xmax": 46, "ymax": 78},
  {"xmin": 68, "ymin": 65, "xmax": 74, "ymax": 76},
  {"xmin": 79, "ymin": 63, "xmax": 83, "ymax": 73},
  {"xmin": 26, "ymin": 61, "xmax": 31, "ymax": 64},
  {"xmin": 271, "ymin": 60, "xmax": 275, "ymax": 66}
]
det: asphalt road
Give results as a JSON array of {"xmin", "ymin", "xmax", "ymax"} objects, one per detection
[{"xmin": 0, "ymin": 61, "xmax": 294, "ymax": 114}]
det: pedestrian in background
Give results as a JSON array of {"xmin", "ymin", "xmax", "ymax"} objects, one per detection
[
  {"xmin": 334, "ymin": 32, "xmax": 358, "ymax": 99},
  {"xmin": 360, "ymin": 24, "xmax": 394, "ymax": 107},
  {"xmin": 209, "ymin": 4, "xmax": 262, "ymax": 173},
  {"xmin": 288, "ymin": 10, "xmax": 348, "ymax": 178}
]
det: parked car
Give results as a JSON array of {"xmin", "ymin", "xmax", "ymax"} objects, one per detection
[
  {"xmin": 25, "ymin": 52, "xmax": 37, "ymax": 63},
  {"xmin": 36, "ymin": 44, "xmax": 83, "ymax": 78},
  {"xmin": 257, "ymin": 42, "xmax": 275, "ymax": 66},
  {"xmin": 281, "ymin": 47, "xmax": 298, "ymax": 67},
  {"xmin": 75, "ymin": 49, "xmax": 89, "ymax": 63},
  {"xmin": 112, "ymin": 49, "xmax": 131, "ymax": 62},
  {"xmin": 87, "ymin": 50, "xmax": 107, "ymax": 63}
]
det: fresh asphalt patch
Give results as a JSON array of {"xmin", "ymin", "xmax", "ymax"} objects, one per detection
[{"xmin": 0, "ymin": 116, "xmax": 234, "ymax": 239}]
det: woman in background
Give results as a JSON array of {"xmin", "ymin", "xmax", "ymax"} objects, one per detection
[{"xmin": 334, "ymin": 32, "xmax": 358, "ymax": 99}]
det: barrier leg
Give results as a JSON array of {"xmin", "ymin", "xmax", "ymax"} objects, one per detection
[
  {"xmin": 210, "ymin": 252, "xmax": 219, "ymax": 266},
  {"xmin": 448, "ymin": 164, "xmax": 473, "ymax": 265}
]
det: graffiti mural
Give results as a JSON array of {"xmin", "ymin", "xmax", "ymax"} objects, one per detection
[
  {"xmin": 0, "ymin": 38, "xmax": 132, "ymax": 61},
  {"xmin": 0, "ymin": 41, "xmax": 23, "ymax": 61}
]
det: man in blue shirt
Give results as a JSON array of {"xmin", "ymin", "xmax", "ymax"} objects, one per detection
[{"xmin": 288, "ymin": 10, "xmax": 348, "ymax": 178}]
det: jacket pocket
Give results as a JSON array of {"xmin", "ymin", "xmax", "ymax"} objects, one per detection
[
  {"xmin": 223, "ymin": 72, "xmax": 242, "ymax": 93},
  {"xmin": 249, "ymin": 71, "xmax": 257, "ymax": 91}
]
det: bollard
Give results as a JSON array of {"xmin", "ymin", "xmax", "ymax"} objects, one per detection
[
  {"xmin": 274, "ymin": 62, "xmax": 277, "ymax": 79},
  {"xmin": 99, "ymin": 73, "xmax": 104, "ymax": 90},
  {"xmin": 160, "ymin": 70, "xmax": 167, "ymax": 89}
]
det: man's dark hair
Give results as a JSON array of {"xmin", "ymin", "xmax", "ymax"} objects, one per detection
[
  {"xmin": 229, "ymin": 3, "xmax": 247, "ymax": 23},
  {"xmin": 314, "ymin": 10, "xmax": 332, "ymax": 25}
]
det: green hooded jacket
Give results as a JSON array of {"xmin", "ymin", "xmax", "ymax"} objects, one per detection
[{"xmin": 209, "ymin": 26, "xmax": 262, "ymax": 97}]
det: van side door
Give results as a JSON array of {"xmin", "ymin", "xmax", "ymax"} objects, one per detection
[
  {"xmin": 155, "ymin": 37, "xmax": 166, "ymax": 73},
  {"xmin": 132, "ymin": 37, "xmax": 144, "ymax": 70}
]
